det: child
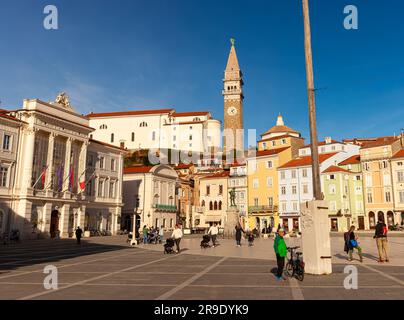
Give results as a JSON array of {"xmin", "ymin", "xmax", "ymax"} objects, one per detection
[{"xmin": 248, "ymin": 232, "xmax": 254, "ymax": 247}]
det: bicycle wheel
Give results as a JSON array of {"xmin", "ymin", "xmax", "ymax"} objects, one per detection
[
  {"xmin": 296, "ymin": 266, "xmax": 305, "ymax": 282},
  {"xmin": 285, "ymin": 261, "xmax": 294, "ymax": 277}
]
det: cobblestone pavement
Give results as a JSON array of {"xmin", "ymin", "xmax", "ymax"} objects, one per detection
[{"xmin": 0, "ymin": 236, "xmax": 403, "ymax": 300}]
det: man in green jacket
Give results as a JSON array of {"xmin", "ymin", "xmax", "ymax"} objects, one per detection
[{"xmin": 273, "ymin": 228, "xmax": 287, "ymax": 281}]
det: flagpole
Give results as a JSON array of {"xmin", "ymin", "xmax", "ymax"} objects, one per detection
[{"xmin": 32, "ymin": 165, "xmax": 49, "ymax": 189}]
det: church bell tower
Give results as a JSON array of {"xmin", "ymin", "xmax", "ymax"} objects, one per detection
[{"xmin": 223, "ymin": 39, "xmax": 244, "ymax": 156}]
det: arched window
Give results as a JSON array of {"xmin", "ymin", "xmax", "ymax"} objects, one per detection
[
  {"xmin": 111, "ymin": 133, "xmax": 114, "ymax": 143},
  {"xmin": 131, "ymin": 132, "xmax": 135, "ymax": 142},
  {"xmin": 214, "ymin": 201, "xmax": 218, "ymax": 210},
  {"xmin": 201, "ymin": 200, "xmax": 205, "ymax": 207},
  {"xmin": 219, "ymin": 201, "xmax": 222, "ymax": 210},
  {"xmin": 193, "ymin": 117, "xmax": 201, "ymax": 122},
  {"xmin": 209, "ymin": 202, "xmax": 213, "ymax": 211},
  {"xmin": 140, "ymin": 122, "xmax": 148, "ymax": 127},
  {"xmin": 99, "ymin": 124, "xmax": 108, "ymax": 130},
  {"xmin": 152, "ymin": 131, "xmax": 156, "ymax": 141}
]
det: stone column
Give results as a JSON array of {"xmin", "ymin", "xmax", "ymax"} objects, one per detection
[
  {"xmin": 45, "ymin": 133, "xmax": 56, "ymax": 195},
  {"xmin": 42, "ymin": 203, "xmax": 53, "ymax": 236},
  {"xmin": 60, "ymin": 204, "xmax": 71, "ymax": 238},
  {"xmin": 63, "ymin": 137, "xmax": 73, "ymax": 194},
  {"xmin": 77, "ymin": 205, "xmax": 86, "ymax": 229},
  {"xmin": 21, "ymin": 128, "xmax": 36, "ymax": 192},
  {"xmin": 300, "ymin": 200, "xmax": 332, "ymax": 275}
]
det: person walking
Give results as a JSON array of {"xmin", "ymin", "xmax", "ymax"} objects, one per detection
[
  {"xmin": 345, "ymin": 226, "xmax": 363, "ymax": 262},
  {"xmin": 235, "ymin": 223, "xmax": 244, "ymax": 247},
  {"xmin": 208, "ymin": 223, "xmax": 219, "ymax": 247},
  {"xmin": 273, "ymin": 228, "xmax": 287, "ymax": 281},
  {"xmin": 143, "ymin": 225, "xmax": 149, "ymax": 244},
  {"xmin": 374, "ymin": 219, "xmax": 389, "ymax": 263},
  {"xmin": 75, "ymin": 226, "xmax": 83, "ymax": 245},
  {"xmin": 171, "ymin": 224, "xmax": 183, "ymax": 253}
]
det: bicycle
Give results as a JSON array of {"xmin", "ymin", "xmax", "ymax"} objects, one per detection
[{"xmin": 285, "ymin": 246, "xmax": 305, "ymax": 281}]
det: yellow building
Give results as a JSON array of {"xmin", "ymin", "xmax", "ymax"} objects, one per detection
[
  {"xmin": 246, "ymin": 115, "xmax": 304, "ymax": 231},
  {"xmin": 360, "ymin": 136, "xmax": 402, "ymax": 228}
]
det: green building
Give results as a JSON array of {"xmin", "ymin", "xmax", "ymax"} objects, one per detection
[{"xmin": 321, "ymin": 155, "xmax": 366, "ymax": 232}]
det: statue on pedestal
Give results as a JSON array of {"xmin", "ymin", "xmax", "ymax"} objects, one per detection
[{"xmin": 229, "ymin": 188, "xmax": 236, "ymax": 207}]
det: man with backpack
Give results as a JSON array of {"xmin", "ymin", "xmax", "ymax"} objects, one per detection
[{"xmin": 374, "ymin": 219, "xmax": 389, "ymax": 263}]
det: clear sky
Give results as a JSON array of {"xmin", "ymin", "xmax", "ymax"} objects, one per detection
[{"xmin": 0, "ymin": 0, "xmax": 403, "ymax": 142}]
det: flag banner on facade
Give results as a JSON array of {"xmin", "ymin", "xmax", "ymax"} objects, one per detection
[
  {"xmin": 79, "ymin": 171, "xmax": 96, "ymax": 193},
  {"xmin": 79, "ymin": 169, "xmax": 87, "ymax": 191},
  {"xmin": 57, "ymin": 166, "xmax": 64, "ymax": 192},
  {"xmin": 32, "ymin": 165, "xmax": 49, "ymax": 189},
  {"xmin": 69, "ymin": 165, "xmax": 75, "ymax": 192}
]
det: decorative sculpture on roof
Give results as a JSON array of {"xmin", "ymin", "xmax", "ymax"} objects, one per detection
[{"xmin": 55, "ymin": 92, "xmax": 72, "ymax": 109}]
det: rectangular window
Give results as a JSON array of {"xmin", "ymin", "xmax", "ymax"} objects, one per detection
[
  {"xmin": 280, "ymin": 171, "xmax": 286, "ymax": 180},
  {"xmin": 366, "ymin": 175, "xmax": 372, "ymax": 187},
  {"xmin": 206, "ymin": 185, "xmax": 210, "ymax": 195},
  {"xmin": 291, "ymin": 170, "xmax": 297, "ymax": 179},
  {"xmin": 131, "ymin": 132, "xmax": 135, "ymax": 142},
  {"xmin": 367, "ymin": 193, "xmax": 373, "ymax": 203},
  {"xmin": 385, "ymin": 191, "xmax": 392, "ymax": 203},
  {"xmin": 0, "ymin": 166, "xmax": 9, "ymax": 187},
  {"xmin": 268, "ymin": 197, "xmax": 273, "ymax": 207},
  {"xmin": 329, "ymin": 201, "xmax": 337, "ymax": 211},
  {"xmin": 293, "ymin": 202, "xmax": 298, "ymax": 211},
  {"xmin": 397, "ymin": 172, "xmax": 404, "ymax": 183},
  {"xmin": 355, "ymin": 186, "xmax": 362, "ymax": 195},
  {"xmin": 267, "ymin": 161, "xmax": 273, "ymax": 169},
  {"xmin": 253, "ymin": 178, "xmax": 259, "ymax": 189},
  {"xmin": 99, "ymin": 157, "xmax": 105, "ymax": 169},
  {"xmin": 111, "ymin": 159, "xmax": 116, "ymax": 171},
  {"xmin": 254, "ymin": 198, "xmax": 259, "ymax": 206},
  {"xmin": 400, "ymin": 191, "xmax": 404, "ymax": 203},
  {"xmin": 383, "ymin": 174, "xmax": 391, "ymax": 186},
  {"xmin": 356, "ymin": 201, "xmax": 363, "ymax": 211},
  {"xmin": 110, "ymin": 134, "xmax": 114, "ymax": 143},
  {"xmin": 329, "ymin": 174, "xmax": 335, "ymax": 180},
  {"xmin": 2, "ymin": 134, "xmax": 11, "ymax": 151},
  {"xmin": 282, "ymin": 202, "xmax": 287, "ymax": 212},
  {"xmin": 292, "ymin": 185, "xmax": 297, "ymax": 194},
  {"xmin": 281, "ymin": 186, "xmax": 286, "ymax": 195},
  {"xmin": 302, "ymin": 169, "xmax": 308, "ymax": 178},
  {"xmin": 98, "ymin": 180, "xmax": 104, "ymax": 197},
  {"xmin": 219, "ymin": 185, "xmax": 223, "ymax": 195},
  {"xmin": 109, "ymin": 181, "xmax": 115, "ymax": 198},
  {"xmin": 267, "ymin": 177, "xmax": 273, "ymax": 187},
  {"xmin": 303, "ymin": 184, "xmax": 309, "ymax": 194},
  {"xmin": 356, "ymin": 175, "xmax": 361, "ymax": 181}
]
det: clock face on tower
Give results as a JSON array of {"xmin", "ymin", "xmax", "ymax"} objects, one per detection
[{"xmin": 227, "ymin": 106, "xmax": 238, "ymax": 116}]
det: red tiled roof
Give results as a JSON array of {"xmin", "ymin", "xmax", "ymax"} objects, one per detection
[
  {"xmin": 338, "ymin": 155, "xmax": 361, "ymax": 166},
  {"xmin": 172, "ymin": 112, "xmax": 210, "ymax": 117},
  {"xmin": 322, "ymin": 166, "xmax": 351, "ymax": 174},
  {"xmin": 361, "ymin": 136, "xmax": 399, "ymax": 149},
  {"xmin": 279, "ymin": 153, "xmax": 338, "ymax": 169},
  {"xmin": 164, "ymin": 121, "xmax": 205, "ymax": 126},
  {"xmin": 254, "ymin": 147, "xmax": 291, "ymax": 158},
  {"xmin": 261, "ymin": 125, "xmax": 299, "ymax": 137},
  {"xmin": 0, "ymin": 112, "xmax": 24, "ymax": 123},
  {"xmin": 124, "ymin": 166, "xmax": 154, "ymax": 174},
  {"xmin": 89, "ymin": 139, "xmax": 126, "ymax": 151},
  {"xmin": 86, "ymin": 108, "xmax": 175, "ymax": 118},
  {"xmin": 258, "ymin": 134, "xmax": 304, "ymax": 143},
  {"xmin": 200, "ymin": 171, "xmax": 230, "ymax": 180},
  {"xmin": 392, "ymin": 149, "xmax": 404, "ymax": 159},
  {"xmin": 175, "ymin": 163, "xmax": 194, "ymax": 170},
  {"xmin": 302, "ymin": 140, "xmax": 341, "ymax": 148}
]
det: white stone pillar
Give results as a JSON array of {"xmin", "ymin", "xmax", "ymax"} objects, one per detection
[
  {"xmin": 21, "ymin": 129, "xmax": 36, "ymax": 192},
  {"xmin": 63, "ymin": 137, "xmax": 72, "ymax": 193},
  {"xmin": 60, "ymin": 204, "xmax": 70, "ymax": 238},
  {"xmin": 300, "ymin": 200, "xmax": 332, "ymax": 275},
  {"xmin": 42, "ymin": 203, "xmax": 53, "ymax": 236},
  {"xmin": 45, "ymin": 133, "xmax": 56, "ymax": 193},
  {"xmin": 77, "ymin": 205, "xmax": 86, "ymax": 229}
]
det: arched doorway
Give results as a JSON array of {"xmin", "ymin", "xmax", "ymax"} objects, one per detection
[
  {"xmin": 387, "ymin": 211, "xmax": 394, "ymax": 227},
  {"xmin": 369, "ymin": 212, "xmax": 376, "ymax": 229},
  {"xmin": 255, "ymin": 217, "xmax": 260, "ymax": 229},
  {"xmin": 50, "ymin": 210, "xmax": 60, "ymax": 238},
  {"xmin": 377, "ymin": 211, "xmax": 385, "ymax": 224}
]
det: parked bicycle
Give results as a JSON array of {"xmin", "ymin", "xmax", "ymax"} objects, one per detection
[{"xmin": 285, "ymin": 246, "xmax": 305, "ymax": 281}]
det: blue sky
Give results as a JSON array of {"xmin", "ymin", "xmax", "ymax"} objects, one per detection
[{"xmin": 0, "ymin": 0, "xmax": 403, "ymax": 141}]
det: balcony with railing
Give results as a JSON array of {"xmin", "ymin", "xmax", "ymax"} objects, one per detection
[
  {"xmin": 248, "ymin": 205, "xmax": 278, "ymax": 214},
  {"xmin": 154, "ymin": 204, "xmax": 177, "ymax": 212}
]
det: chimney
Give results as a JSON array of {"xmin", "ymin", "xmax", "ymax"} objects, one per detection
[{"xmin": 325, "ymin": 137, "xmax": 332, "ymax": 144}]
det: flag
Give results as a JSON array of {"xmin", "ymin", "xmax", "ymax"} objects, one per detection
[
  {"xmin": 69, "ymin": 165, "xmax": 75, "ymax": 192},
  {"xmin": 57, "ymin": 166, "xmax": 64, "ymax": 192},
  {"xmin": 33, "ymin": 165, "xmax": 48, "ymax": 189},
  {"xmin": 79, "ymin": 169, "xmax": 87, "ymax": 191},
  {"xmin": 79, "ymin": 171, "xmax": 96, "ymax": 194}
]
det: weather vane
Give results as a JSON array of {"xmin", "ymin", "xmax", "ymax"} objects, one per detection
[{"xmin": 230, "ymin": 38, "xmax": 235, "ymax": 47}]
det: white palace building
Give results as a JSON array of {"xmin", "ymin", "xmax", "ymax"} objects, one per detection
[{"xmin": 0, "ymin": 94, "xmax": 125, "ymax": 240}]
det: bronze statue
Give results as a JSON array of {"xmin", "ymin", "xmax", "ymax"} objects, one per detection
[{"xmin": 229, "ymin": 188, "xmax": 236, "ymax": 207}]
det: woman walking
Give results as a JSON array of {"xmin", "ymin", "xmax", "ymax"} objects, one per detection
[
  {"xmin": 235, "ymin": 223, "xmax": 244, "ymax": 247},
  {"xmin": 346, "ymin": 226, "xmax": 363, "ymax": 262}
]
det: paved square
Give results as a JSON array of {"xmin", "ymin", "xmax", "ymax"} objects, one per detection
[{"xmin": 1, "ymin": 235, "xmax": 403, "ymax": 300}]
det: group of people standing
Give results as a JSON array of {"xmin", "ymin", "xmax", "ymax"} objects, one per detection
[
  {"xmin": 344, "ymin": 219, "xmax": 390, "ymax": 263},
  {"xmin": 142, "ymin": 226, "xmax": 165, "ymax": 244}
]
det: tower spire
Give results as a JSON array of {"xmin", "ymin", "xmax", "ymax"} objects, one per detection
[{"xmin": 225, "ymin": 38, "xmax": 240, "ymax": 72}]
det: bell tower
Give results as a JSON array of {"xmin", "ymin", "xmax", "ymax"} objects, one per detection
[{"xmin": 223, "ymin": 39, "xmax": 244, "ymax": 156}]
